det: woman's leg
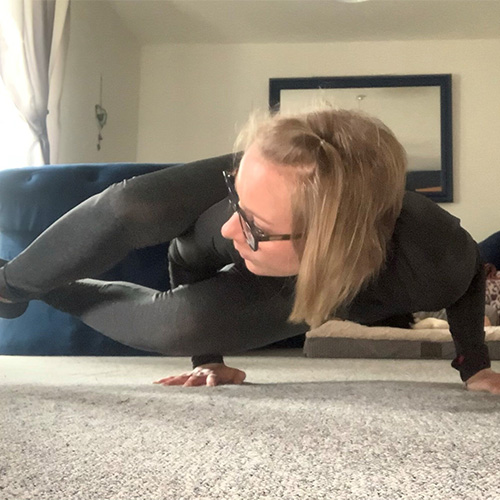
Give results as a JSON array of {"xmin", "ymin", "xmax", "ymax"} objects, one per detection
[
  {"xmin": 41, "ymin": 264, "xmax": 308, "ymax": 356},
  {"xmin": 33, "ymin": 196, "xmax": 306, "ymax": 356},
  {"xmin": 0, "ymin": 153, "xmax": 238, "ymax": 303}
]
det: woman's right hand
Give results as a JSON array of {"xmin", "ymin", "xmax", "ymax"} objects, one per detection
[{"xmin": 153, "ymin": 363, "xmax": 246, "ymax": 387}]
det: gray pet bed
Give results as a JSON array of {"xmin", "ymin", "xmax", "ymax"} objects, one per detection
[{"xmin": 304, "ymin": 320, "xmax": 500, "ymax": 360}]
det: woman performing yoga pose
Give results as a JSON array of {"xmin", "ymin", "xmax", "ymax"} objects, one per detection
[{"xmin": 1, "ymin": 107, "xmax": 499, "ymax": 393}]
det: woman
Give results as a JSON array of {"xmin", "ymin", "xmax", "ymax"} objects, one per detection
[{"xmin": 1, "ymin": 108, "xmax": 499, "ymax": 393}]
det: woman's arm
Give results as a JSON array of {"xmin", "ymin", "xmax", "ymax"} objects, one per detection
[
  {"xmin": 167, "ymin": 198, "xmax": 244, "ymax": 379},
  {"xmin": 447, "ymin": 254, "xmax": 491, "ymax": 382}
]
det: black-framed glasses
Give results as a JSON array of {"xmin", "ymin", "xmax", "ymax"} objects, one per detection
[{"xmin": 222, "ymin": 170, "xmax": 301, "ymax": 252}]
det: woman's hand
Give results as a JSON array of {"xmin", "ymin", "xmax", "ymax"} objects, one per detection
[
  {"xmin": 465, "ymin": 368, "xmax": 500, "ymax": 394},
  {"xmin": 153, "ymin": 363, "xmax": 246, "ymax": 387}
]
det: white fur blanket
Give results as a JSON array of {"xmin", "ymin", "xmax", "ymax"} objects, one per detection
[{"xmin": 306, "ymin": 320, "xmax": 500, "ymax": 342}]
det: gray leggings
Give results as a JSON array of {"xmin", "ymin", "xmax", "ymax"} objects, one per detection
[{"xmin": 0, "ymin": 154, "xmax": 307, "ymax": 356}]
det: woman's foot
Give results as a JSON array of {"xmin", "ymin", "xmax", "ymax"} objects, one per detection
[{"xmin": 0, "ymin": 259, "xmax": 29, "ymax": 319}]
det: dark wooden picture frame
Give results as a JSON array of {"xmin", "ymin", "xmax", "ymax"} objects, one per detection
[{"xmin": 269, "ymin": 74, "xmax": 453, "ymax": 202}]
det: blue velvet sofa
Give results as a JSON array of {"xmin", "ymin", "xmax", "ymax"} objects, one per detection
[{"xmin": 0, "ymin": 163, "xmax": 177, "ymax": 355}]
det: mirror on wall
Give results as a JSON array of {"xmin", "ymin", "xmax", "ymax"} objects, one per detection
[{"xmin": 269, "ymin": 74, "xmax": 453, "ymax": 203}]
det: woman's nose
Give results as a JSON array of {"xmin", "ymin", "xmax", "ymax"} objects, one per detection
[{"xmin": 221, "ymin": 212, "xmax": 243, "ymax": 241}]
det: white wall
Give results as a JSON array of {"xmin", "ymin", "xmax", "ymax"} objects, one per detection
[
  {"xmin": 137, "ymin": 39, "xmax": 500, "ymax": 241},
  {"xmin": 55, "ymin": 1, "xmax": 140, "ymax": 164}
]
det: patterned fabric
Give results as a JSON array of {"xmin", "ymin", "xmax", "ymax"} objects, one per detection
[
  {"xmin": 486, "ymin": 272, "xmax": 500, "ymax": 313},
  {"xmin": 485, "ymin": 263, "xmax": 500, "ymax": 317}
]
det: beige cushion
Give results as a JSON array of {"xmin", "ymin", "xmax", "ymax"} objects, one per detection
[{"xmin": 304, "ymin": 320, "xmax": 500, "ymax": 359}]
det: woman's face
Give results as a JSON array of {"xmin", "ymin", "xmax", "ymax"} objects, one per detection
[{"xmin": 221, "ymin": 143, "xmax": 301, "ymax": 277}]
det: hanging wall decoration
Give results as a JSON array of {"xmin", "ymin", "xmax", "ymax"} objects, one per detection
[{"xmin": 95, "ymin": 74, "xmax": 108, "ymax": 151}]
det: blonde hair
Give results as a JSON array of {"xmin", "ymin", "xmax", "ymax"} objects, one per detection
[{"xmin": 235, "ymin": 107, "xmax": 407, "ymax": 328}]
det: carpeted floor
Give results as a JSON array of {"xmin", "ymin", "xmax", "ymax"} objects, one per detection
[{"xmin": 1, "ymin": 353, "xmax": 500, "ymax": 500}]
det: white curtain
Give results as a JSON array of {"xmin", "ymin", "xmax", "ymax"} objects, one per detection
[{"xmin": 0, "ymin": 0, "xmax": 70, "ymax": 167}]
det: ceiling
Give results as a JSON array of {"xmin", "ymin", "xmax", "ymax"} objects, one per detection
[{"xmin": 100, "ymin": 0, "xmax": 500, "ymax": 45}]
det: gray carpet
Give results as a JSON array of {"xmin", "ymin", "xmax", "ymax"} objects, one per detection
[{"xmin": 1, "ymin": 380, "xmax": 500, "ymax": 500}]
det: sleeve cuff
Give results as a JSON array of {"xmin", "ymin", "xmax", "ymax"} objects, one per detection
[
  {"xmin": 451, "ymin": 344, "xmax": 491, "ymax": 381},
  {"xmin": 191, "ymin": 355, "xmax": 224, "ymax": 368}
]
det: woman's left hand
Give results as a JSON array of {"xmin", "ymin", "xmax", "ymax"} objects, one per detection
[{"xmin": 465, "ymin": 368, "xmax": 500, "ymax": 394}]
